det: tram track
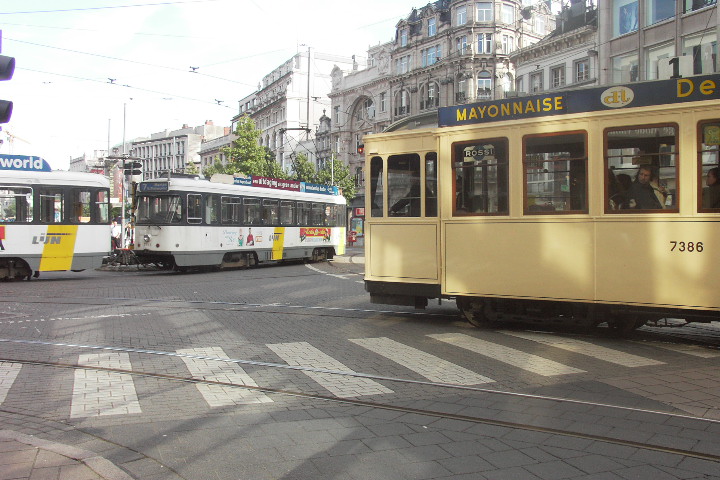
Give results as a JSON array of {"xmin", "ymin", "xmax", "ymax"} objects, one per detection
[
  {"xmin": 2, "ymin": 295, "xmax": 719, "ymax": 350},
  {"xmin": 0, "ymin": 295, "xmax": 457, "ymax": 322},
  {"xmin": 0, "ymin": 341, "xmax": 718, "ymax": 465}
]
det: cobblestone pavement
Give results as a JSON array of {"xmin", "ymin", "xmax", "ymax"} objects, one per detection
[{"xmin": 0, "ymin": 248, "xmax": 719, "ymax": 479}]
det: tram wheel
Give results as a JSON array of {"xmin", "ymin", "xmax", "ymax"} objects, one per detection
[
  {"xmin": 606, "ymin": 313, "xmax": 643, "ymax": 335},
  {"xmin": 457, "ymin": 297, "xmax": 493, "ymax": 328}
]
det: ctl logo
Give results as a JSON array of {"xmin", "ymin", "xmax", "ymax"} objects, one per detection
[
  {"xmin": 32, "ymin": 232, "xmax": 71, "ymax": 244},
  {"xmin": 601, "ymin": 86, "xmax": 634, "ymax": 108}
]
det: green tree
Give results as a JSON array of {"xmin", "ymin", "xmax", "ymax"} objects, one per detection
[
  {"xmin": 317, "ymin": 155, "xmax": 356, "ymax": 203},
  {"xmin": 185, "ymin": 159, "xmax": 199, "ymax": 175},
  {"xmin": 203, "ymin": 115, "xmax": 287, "ymax": 178},
  {"xmin": 289, "ymin": 153, "xmax": 317, "ymax": 183}
]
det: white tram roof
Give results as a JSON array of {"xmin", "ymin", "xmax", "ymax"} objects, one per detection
[
  {"xmin": 139, "ymin": 175, "xmax": 346, "ymax": 205},
  {"xmin": 0, "ymin": 170, "xmax": 110, "ymax": 188}
]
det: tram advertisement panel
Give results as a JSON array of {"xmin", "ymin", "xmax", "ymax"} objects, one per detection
[{"xmin": 439, "ymin": 74, "xmax": 720, "ymax": 127}]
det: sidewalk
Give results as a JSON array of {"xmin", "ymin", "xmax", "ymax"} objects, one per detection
[
  {"xmin": 335, "ymin": 245, "xmax": 365, "ymax": 264},
  {"xmin": 0, "ymin": 430, "xmax": 133, "ymax": 480}
]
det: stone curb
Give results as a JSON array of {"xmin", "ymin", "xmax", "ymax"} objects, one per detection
[{"xmin": 0, "ymin": 430, "xmax": 134, "ymax": 480}]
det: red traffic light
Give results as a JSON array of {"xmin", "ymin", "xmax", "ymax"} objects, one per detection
[{"xmin": 357, "ymin": 144, "xmax": 364, "ymax": 155}]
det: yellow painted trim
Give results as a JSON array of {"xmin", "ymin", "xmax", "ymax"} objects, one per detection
[
  {"xmin": 39, "ymin": 225, "xmax": 78, "ymax": 271},
  {"xmin": 271, "ymin": 227, "xmax": 285, "ymax": 260}
]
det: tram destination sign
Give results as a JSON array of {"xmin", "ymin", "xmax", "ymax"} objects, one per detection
[{"xmin": 438, "ymin": 74, "xmax": 720, "ymax": 128}]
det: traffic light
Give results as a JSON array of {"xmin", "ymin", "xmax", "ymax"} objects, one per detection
[
  {"xmin": 357, "ymin": 144, "xmax": 364, "ymax": 155},
  {"xmin": 0, "ymin": 55, "xmax": 14, "ymax": 124},
  {"xmin": 123, "ymin": 161, "xmax": 142, "ymax": 176}
]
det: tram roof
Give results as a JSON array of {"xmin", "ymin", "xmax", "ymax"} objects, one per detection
[
  {"xmin": 0, "ymin": 169, "xmax": 110, "ymax": 188},
  {"xmin": 138, "ymin": 176, "xmax": 346, "ymax": 204}
]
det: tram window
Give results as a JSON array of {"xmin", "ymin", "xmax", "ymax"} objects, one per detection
[
  {"xmin": 205, "ymin": 194, "xmax": 220, "ymax": 225},
  {"xmin": 369, "ymin": 156, "xmax": 384, "ymax": 217},
  {"xmin": 297, "ymin": 202, "xmax": 310, "ymax": 225},
  {"xmin": 310, "ymin": 202, "xmax": 325, "ymax": 226},
  {"xmin": 136, "ymin": 195, "xmax": 182, "ymax": 224},
  {"xmin": 698, "ymin": 120, "xmax": 720, "ymax": 211},
  {"xmin": 605, "ymin": 124, "xmax": 677, "ymax": 212},
  {"xmin": 95, "ymin": 190, "xmax": 110, "ymax": 224},
  {"xmin": 243, "ymin": 198, "xmax": 261, "ymax": 226},
  {"xmin": 426, "ymin": 153, "xmax": 438, "ymax": 217},
  {"xmin": 454, "ymin": 139, "xmax": 508, "ymax": 215},
  {"xmin": 262, "ymin": 199, "xmax": 279, "ymax": 225},
  {"xmin": 524, "ymin": 132, "xmax": 587, "ymax": 214},
  {"xmin": 0, "ymin": 187, "xmax": 32, "ymax": 222},
  {"xmin": 280, "ymin": 200, "xmax": 294, "ymax": 225},
  {"xmin": 388, "ymin": 154, "xmax": 421, "ymax": 217},
  {"xmin": 39, "ymin": 189, "xmax": 64, "ymax": 223},
  {"xmin": 187, "ymin": 194, "xmax": 202, "ymax": 224},
  {"xmin": 72, "ymin": 190, "xmax": 92, "ymax": 223},
  {"xmin": 221, "ymin": 196, "xmax": 242, "ymax": 224}
]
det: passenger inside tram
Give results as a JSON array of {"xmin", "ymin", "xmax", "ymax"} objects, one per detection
[
  {"xmin": 702, "ymin": 167, "xmax": 720, "ymax": 209},
  {"xmin": 626, "ymin": 164, "xmax": 666, "ymax": 209}
]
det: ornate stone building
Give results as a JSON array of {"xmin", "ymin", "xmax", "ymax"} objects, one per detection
[{"xmin": 329, "ymin": 0, "xmax": 555, "ymax": 193}]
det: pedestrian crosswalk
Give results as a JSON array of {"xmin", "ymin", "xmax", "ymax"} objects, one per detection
[{"xmin": 0, "ymin": 332, "xmax": 715, "ymax": 418}]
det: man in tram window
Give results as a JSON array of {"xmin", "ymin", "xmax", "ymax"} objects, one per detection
[
  {"xmin": 626, "ymin": 164, "xmax": 665, "ymax": 209},
  {"xmin": 702, "ymin": 167, "xmax": 720, "ymax": 209}
]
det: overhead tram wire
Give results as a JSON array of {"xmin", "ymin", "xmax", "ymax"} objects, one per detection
[
  {"xmin": 5, "ymin": 38, "xmax": 257, "ymax": 89},
  {"xmin": 0, "ymin": 0, "xmax": 228, "ymax": 15},
  {"xmin": 18, "ymin": 66, "xmax": 234, "ymax": 109}
]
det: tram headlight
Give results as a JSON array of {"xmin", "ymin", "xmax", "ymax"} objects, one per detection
[{"xmin": 143, "ymin": 234, "xmax": 151, "ymax": 243}]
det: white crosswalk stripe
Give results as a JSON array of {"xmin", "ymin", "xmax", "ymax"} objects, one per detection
[
  {"xmin": 176, "ymin": 347, "xmax": 273, "ymax": 406},
  {"xmin": 428, "ymin": 333, "xmax": 585, "ymax": 376},
  {"xmin": 349, "ymin": 337, "xmax": 494, "ymax": 385},
  {"xmin": 71, "ymin": 352, "xmax": 141, "ymax": 418},
  {"xmin": 640, "ymin": 342, "xmax": 720, "ymax": 358},
  {"xmin": 503, "ymin": 331, "xmax": 665, "ymax": 367},
  {"xmin": 0, "ymin": 362, "xmax": 21, "ymax": 405},
  {"xmin": 267, "ymin": 341, "xmax": 393, "ymax": 397}
]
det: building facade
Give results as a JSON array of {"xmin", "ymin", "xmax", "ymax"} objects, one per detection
[
  {"xmin": 511, "ymin": 0, "xmax": 718, "ymax": 95},
  {"xmin": 329, "ymin": 0, "xmax": 555, "ymax": 189},
  {"xmin": 510, "ymin": 3, "xmax": 597, "ymax": 93},
  {"xmin": 131, "ymin": 121, "xmax": 228, "ymax": 179},
  {"xmin": 199, "ymin": 132, "xmax": 237, "ymax": 172},
  {"xmin": 232, "ymin": 49, "xmax": 360, "ymax": 173},
  {"xmin": 598, "ymin": 0, "xmax": 717, "ymax": 85}
]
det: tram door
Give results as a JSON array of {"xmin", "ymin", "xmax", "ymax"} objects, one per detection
[{"xmin": 366, "ymin": 152, "xmax": 439, "ymax": 283}]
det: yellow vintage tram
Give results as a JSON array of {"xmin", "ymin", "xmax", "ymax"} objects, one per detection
[{"xmin": 363, "ymin": 74, "xmax": 720, "ymax": 332}]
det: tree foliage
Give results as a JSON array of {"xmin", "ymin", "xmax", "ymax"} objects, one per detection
[
  {"xmin": 185, "ymin": 159, "xmax": 199, "ymax": 175},
  {"xmin": 201, "ymin": 115, "xmax": 357, "ymax": 203},
  {"xmin": 203, "ymin": 115, "xmax": 287, "ymax": 178},
  {"xmin": 289, "ymin": 153, "xmax": 316, "ymax": 183}
]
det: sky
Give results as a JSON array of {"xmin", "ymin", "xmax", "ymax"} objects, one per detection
[{"xmin": 0, "ymin": 0, "xmax": 415, "ymax": 170}]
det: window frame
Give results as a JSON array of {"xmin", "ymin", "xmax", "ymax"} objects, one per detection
[
  {"xmin": 697, "ymin": 119, "xmax": 720, "ymax": 213},
  {"xmin": 453, "ymin": 138, "xmax": 510, "ymax": 217},
  {"xmin": 604, "ymin": 123, "xmax": 679, "ymax": 214},
  {"xmin": 523, "ymin": 130, "xmax": 589, "ymax": 215}
]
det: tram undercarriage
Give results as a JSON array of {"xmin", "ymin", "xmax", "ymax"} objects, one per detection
[{"xmin": 455, "ymin": 296, "xmax": 719, "ymax": 333}]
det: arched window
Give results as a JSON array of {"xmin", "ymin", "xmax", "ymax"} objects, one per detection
[
  {"xmin": 395, "ymin": 90, "xmax": 411, "ymax": 116},
  {"xmin": 477, "ymin": 71, "xmax": 492, "ymax": 100},
  {"xmin": 421, "ymin": 82, "xmax": 440, "ymax": 110}
]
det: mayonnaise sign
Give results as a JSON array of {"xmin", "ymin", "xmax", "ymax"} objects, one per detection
[{"xmin": 0, "ymin": 154, "xmax": 52, "ymax": 171}]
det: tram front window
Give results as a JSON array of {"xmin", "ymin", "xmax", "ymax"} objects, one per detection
[
  {"xmin": 388, "ymin": 154, "xmax": 421, "ymax": 217},
  {"xmin": 136, "ymin": 195, "xmax": 183, "ymax": 224},
  {"xmin": 369, "ymin": 156, "xmax": 384, "ymax": 217},
  {"xmin": 524, "ymin": 132, "xmax": 587, "ymax": 214},
  {"xmin": 453, "ymin": 139, "xmax": 508, "ymax": 215},
  {"xmin": 605, "ymin": 124, "xmax": 677, "ymax": 212}
]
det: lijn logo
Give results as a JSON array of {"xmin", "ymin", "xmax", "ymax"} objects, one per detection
[{"xmin": 32, "ymin": 232, "xmax": 71, "ymax": 244}]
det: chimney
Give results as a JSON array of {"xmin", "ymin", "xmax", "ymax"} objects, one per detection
[{"xmin": 205, "ymin": 120, "xmax": 214, "ymax": 125}]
